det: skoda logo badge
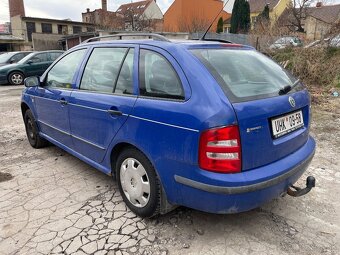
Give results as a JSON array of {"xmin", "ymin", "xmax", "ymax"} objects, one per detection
[{"xmin": 289, "ymin": 96, "xmax": 296, "ymax": 108}]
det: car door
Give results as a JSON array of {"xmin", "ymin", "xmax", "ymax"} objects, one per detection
[
  {"xmin": 34, "ymin": 49, "xmax": 87, "ymax": 147},
  {"xmin": 25, "ymin": 53, "xmax": 50, "ymax": 77},
  {"xmin": 68, "ymin": 45, "xmax": 138, "ymax": 163}
]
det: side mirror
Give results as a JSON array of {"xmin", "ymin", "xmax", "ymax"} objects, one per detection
[
  {"xmin": 24, "ymin": 76, "xmax": 40, "ymax": 87},
  {"xmin": 9, "ymin": 60, "xmax": 14, "ymax": 64},
  {"xmin": 27, "ymin": 60, "xmax": 33, "ymax": 65}
]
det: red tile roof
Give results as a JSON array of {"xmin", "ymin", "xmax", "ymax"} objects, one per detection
[
  {"xmin": 277, "ymin": 3, "xmax": 340, "ymax": 26},
  {"xmin": 306, "ymin": 4, "xmax": 340, "ymax": 24},
  {"xmin": 116, "ymin": 0, "xmax": 152, "ymax": 18}
]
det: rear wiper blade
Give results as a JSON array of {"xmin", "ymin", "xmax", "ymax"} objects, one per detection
[{"xmin": 278, "ymin": 79, "xmax": 301, "ymax": 95}]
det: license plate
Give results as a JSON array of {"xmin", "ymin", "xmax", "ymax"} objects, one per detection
[{"xmin": 271, "ymin": 110, "xmax": 304, "ymax": 138}]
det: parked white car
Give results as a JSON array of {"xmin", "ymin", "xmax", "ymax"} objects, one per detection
[
  {"xmin": 329, "ymin": 34, "xmax": 340, "ymax": 47},
  {"xmin": 270, "ymin": 37, "xmax": 303, "ymax": 50}
]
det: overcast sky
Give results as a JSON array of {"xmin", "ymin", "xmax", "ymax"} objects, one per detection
[
  {"xmin": 0, "ymin": 0, "xmax": 235, "ymax": 23},
  {"xmin": 0, "ymin": 0, "xmax": 340, "ymax": 24}
]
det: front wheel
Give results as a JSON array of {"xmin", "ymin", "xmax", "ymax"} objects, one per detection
[
  {"xmin": 116, "ymin": 148, "xmax": 160, "ymax": 218},
  {"xmin": 9, "ymin": 72, "xmax": 25, "ymax": 85},
  {"xmin": 24, "ymin": 110, "xmax": 48, "ymax": 148}
]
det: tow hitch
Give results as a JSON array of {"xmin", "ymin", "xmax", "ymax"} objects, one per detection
[{"xmin": 287, "ymin": 176, "xmax": 316, "ymax": 197}]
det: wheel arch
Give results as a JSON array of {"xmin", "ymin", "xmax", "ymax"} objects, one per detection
[
  {"xmin": 21, "ymin": 102, "xmax": 30, "ymax": 119},
  {"xmin": 110, "ymin": 142, "xmax": 143, "ymax": 177},
  {"xmin": 109, "ymin": 141, "xmax": 177, "ymax": 215},
  {"xmin": 8, "ymin": 70, "xmax": 25, "ymax": 78}
]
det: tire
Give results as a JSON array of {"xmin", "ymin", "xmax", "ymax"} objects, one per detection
[
  {"xmin": 24, "ymin": 109, "xmax": 48, "ymax": 148},
  {"xmin": 9, "ymin": 71, "xmax": 25, "ymax": 85},
  {"xmin": 116, "ymin": 148, "xmax": 160, "ymax": 218}
]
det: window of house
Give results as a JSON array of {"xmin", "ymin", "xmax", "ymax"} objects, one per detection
[
  {"xmin": 41, "ymin": 23, "xmax": 52, "ymax": 33},
  {"xmin": 26, "ymin": 22, "xmax": 36, "ymax": 42},
  {"xmin": 46, "ymin": 49, "xmax": 86, "ymax": 88},
  {"xmin": 73, "ymin": 26, "xmax": 82, "ymax": 34},
  {"xmin": 58, "ymin": 25, "xmax": 69, "ymax": 35},
  {"xmin": 139, "ymin": 49, "xmax": 184, "ymax": 100},
  {"xmin": 87, "ymin": 27, "xmax": 95, "ymax": 32},
  {"xmin": 80, "ymin": 48, "xmax": 128, "ymax": 93}
]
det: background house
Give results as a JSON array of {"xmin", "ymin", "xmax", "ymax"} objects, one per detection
[
  {"xmin": 249, "ymin": 0, "xmax": 290, "ymax": 29},
  {"xmin": 278, "ymin": 2, "xmax": 340, "ymax": 40},
  {"xmin": 82, "ymin": 0, "xmax": 124, "ymax": 30},
  {"xmin": 164, "ymin": 0, "xmax": 231, "ymax": 33},
  {"xmin": 8, "ymin": 0, "xmax": 95, "ymax": 50},
  {"xmin": 304, "ymin": 3, "xmax": 340, "ymax": 40},
  {"xmin": 116, "ymin": 0, "xmax": 163, "ymax": 31}
]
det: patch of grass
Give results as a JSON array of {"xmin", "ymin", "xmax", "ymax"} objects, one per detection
[{"xmin": 325, "ymin": 47, "xmax": 340, "ymax": 59}]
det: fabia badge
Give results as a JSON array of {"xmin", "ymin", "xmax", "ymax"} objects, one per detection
[{"xmin": 289, "ymin": 96, "xmax": 296, "ymax": 108}]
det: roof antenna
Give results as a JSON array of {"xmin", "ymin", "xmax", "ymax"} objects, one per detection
[{"xmin": 200, "ymin": 0, "xmax": 231, "ymax": 41}]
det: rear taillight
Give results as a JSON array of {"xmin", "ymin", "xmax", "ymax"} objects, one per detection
[{"xmin": 199, "ymin": 125, "xmax": 241, "ymax": 173}]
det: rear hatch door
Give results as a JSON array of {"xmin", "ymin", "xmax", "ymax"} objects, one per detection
[
  {"xmin": 233, "ymin": 91, "xmax": 310, "ymax": 170},
  {"xmin": 191, "ymin": 47, "xmax": 311, "ymax": 170}
]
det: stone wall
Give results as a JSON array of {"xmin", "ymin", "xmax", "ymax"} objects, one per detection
[{"xmin": 32, "ymin": 33, "xmax": 63, "ymax": 51}]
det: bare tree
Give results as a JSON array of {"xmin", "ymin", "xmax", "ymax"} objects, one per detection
[
  {"xmin": 100, "ymin": 12, "xmax": 125, "ymax": 31},
  {"xmin": 122, "ymin": 9, "xmax": 159, "ymax": 32},
  {"xmin": 287, "ymin": 0, "xmax": 312, "ymax": 32},
  {"xmin": 177, "ymin": 15, "xmax": 210, "ymax": 33}
]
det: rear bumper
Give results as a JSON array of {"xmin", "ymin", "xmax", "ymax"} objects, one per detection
[
  {"xmin": 175, "ymin": 151, "xmax": 314, "ymax": 194},
  {"xmin": 173, "ymin": 136, "xmax": 316, "ymax": 214}
]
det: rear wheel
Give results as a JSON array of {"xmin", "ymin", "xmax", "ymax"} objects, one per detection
[
  {"xmin": 24, "ymin": 109, "xmax": 48, "ymax": 148},
  {"xmin": 9, "ymin": 72, "xmax": 25, "ymax": 85},
  {"xmin": 116, "ymin": 148, "xmax": 160, "ymax": 218}
]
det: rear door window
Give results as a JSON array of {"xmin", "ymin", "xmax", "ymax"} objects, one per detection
[
  {"xmin": 139, "ymin": 49, "xmax": 184, "ymax": 100},
  {"xmin": 80, "ymin": 47, "xmax": 128, "ymax": 93},
  {"xmin": 191, "ymin": 49, "xmax": 302, "ymax": 103},
  {"xmin": 31, "ymin": 53, "xmax": 48, "ymax": 63}
]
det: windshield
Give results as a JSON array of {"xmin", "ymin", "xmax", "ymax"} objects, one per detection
[
  {"xmin": 18, "ymin": 53, "xmax": 35, "ymax": 64},
  {"xmin": 191, "ymin": 48, "xmax": 302, "ymax": 102},
  {"xmin": 0, "ymin": 53, "xmax": 15, "ymax": 64}
]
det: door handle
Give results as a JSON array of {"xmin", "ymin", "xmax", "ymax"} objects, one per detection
[
  {"xmin": 59, "ymin": 99, "xmax": 68, "ymax": 105},
  {"xmin": 107, "ymin": 109, "xmax": 123, "ymax": 116}
]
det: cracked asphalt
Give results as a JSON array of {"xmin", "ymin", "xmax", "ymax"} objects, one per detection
[{"xmin": 0, "ymin": 85, "xmax": 339, "ymax": 255}]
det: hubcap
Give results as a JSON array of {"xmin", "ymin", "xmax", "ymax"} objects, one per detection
[
  {"xmin": 27, "ymin": 118, "xmax": 35, "ymax": 140},
  {"xmin": 11, "ymin": 74, "xmax": 23, "ymax": 85},
  {"xmin": 120, "ymin": 158, "xmax": 150, "ymax": 208}
]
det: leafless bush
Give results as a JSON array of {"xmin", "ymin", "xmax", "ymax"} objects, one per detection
[
  {"xmin": 248, "ymin": 21, "xmax": 302, "ymax": 51},
  {"xmin": 271, "ymin": 47, "xmax": 340, "ymax": 92}
]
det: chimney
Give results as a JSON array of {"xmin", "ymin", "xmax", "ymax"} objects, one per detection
[
  {"xmin": 8, "ymin": 0, "xmax": 26, "ymax": 18},
  {"xmin": 102, "ymin": 0, "xmax": 107, "ymax": 11},
  {"xmin": 316, "ymin": 2, "xmax": 322, "ymax": 8},
  {"xmin": 87, "ymin": 8, "xmax": 90, "ymax": 13}
]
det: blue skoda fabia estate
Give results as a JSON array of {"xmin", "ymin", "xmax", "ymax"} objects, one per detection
[{"xmin": 21, "ymin": 34, "xmax": 316, "ymax": 217}]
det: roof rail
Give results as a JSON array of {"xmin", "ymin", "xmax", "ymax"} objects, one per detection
[
  {"xmin": 194, "ymin": 38, "xmax": 233, "ymax": 44},
  {"xmin": 82, "ymin": 33, "xmax": 171, "ymax": 43}
]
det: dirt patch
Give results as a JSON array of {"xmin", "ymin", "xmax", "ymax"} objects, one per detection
[{"xmin": 0, "ymin": 172, "xmax": 13, "ymax": 182}]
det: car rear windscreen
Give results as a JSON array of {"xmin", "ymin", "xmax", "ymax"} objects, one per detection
[{"xmin": 191, "ymin": 49, "xmax": 303, "ymax": 103}]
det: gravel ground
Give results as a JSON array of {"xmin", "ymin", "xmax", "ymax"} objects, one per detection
[{"xmin": 0, "ymin": 85, "xmax": 339, "ymax": 255}]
